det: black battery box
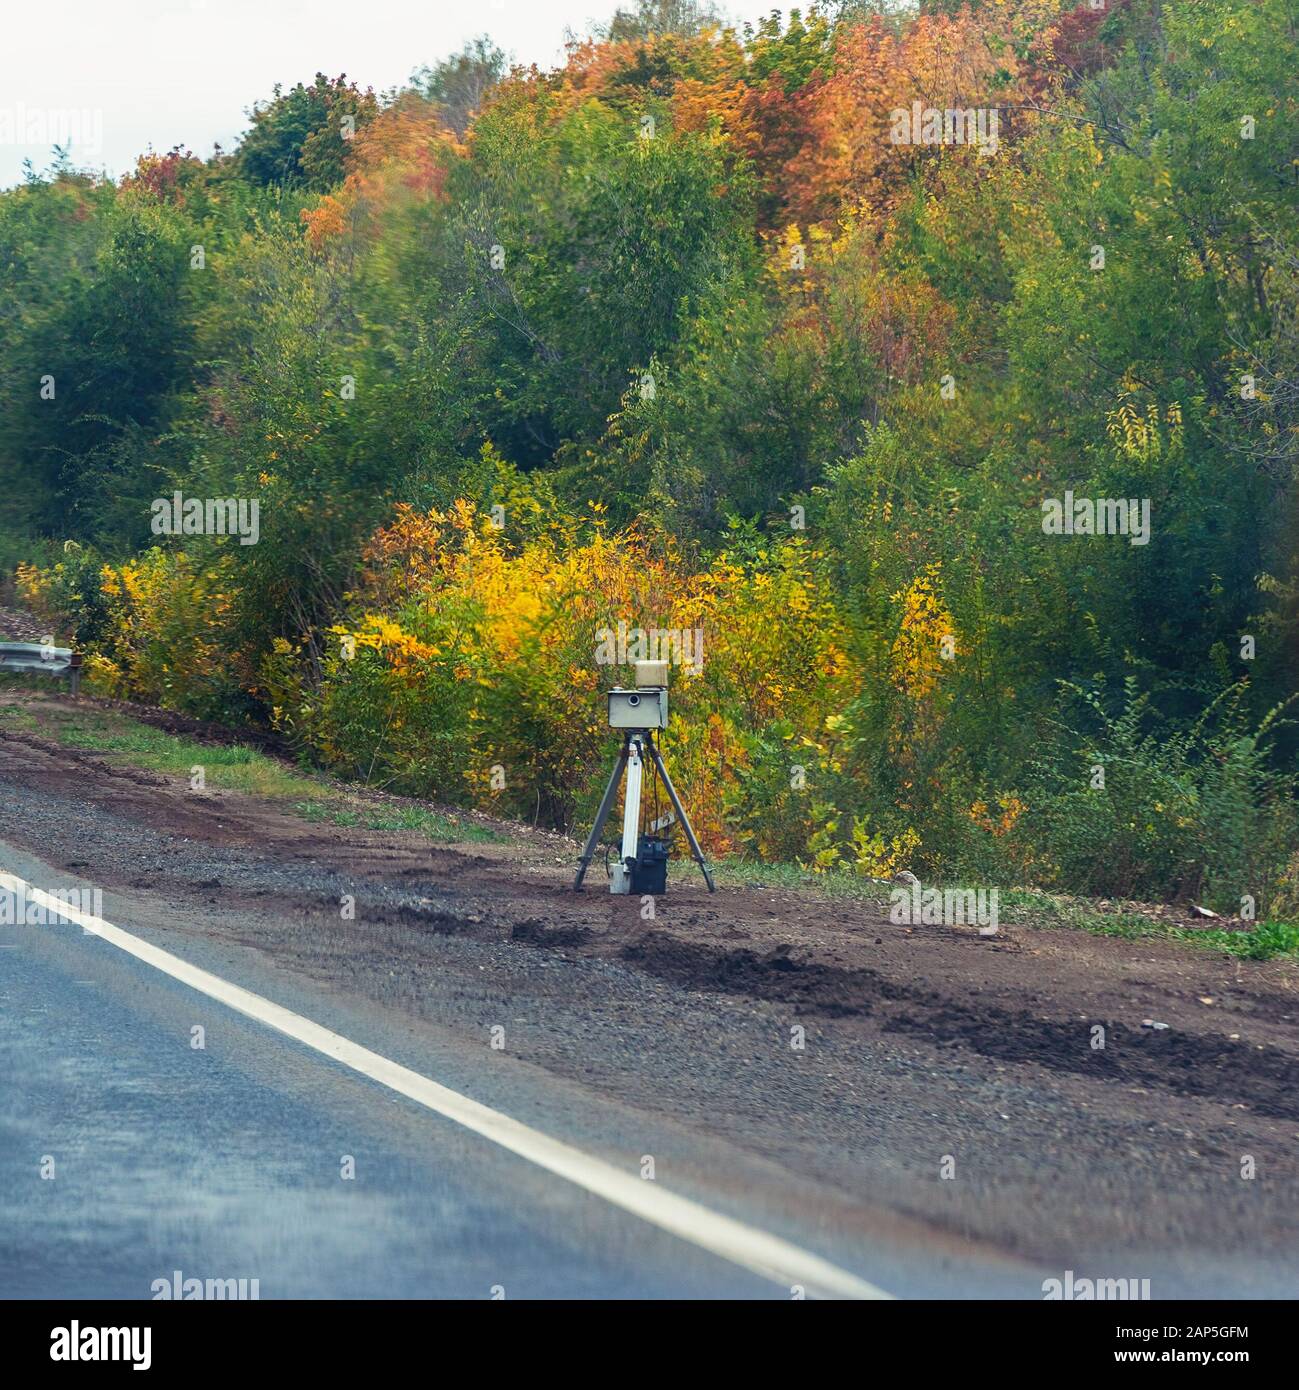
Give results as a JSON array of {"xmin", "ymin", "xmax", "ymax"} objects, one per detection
[{"xmin": 629, "ymin": 834, "xmax": 670, "ymax": 894}]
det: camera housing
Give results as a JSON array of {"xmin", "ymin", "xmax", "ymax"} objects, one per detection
[{"xmin": 608, "ymin": 686, "xmax": 668, "ymax": 729}]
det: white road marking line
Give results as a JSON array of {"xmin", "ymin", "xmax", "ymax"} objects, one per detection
[{"xmin": 1, "ymin": 869, "xmax": 892, "ymax": 1300}]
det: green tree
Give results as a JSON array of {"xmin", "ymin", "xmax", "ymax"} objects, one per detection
[{"xmin": 236, "ymin": 74, "xmax": 379, "ymax": 190}]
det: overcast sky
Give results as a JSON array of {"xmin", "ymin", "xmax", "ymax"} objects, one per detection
[{"xmin": 0, "ymin": 0, "xmax": 785, "ymax": 188}]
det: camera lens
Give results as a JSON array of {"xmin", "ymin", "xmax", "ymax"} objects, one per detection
[{"xmin": 627, "ymin": 693, "xmax": 641, "ymax": 706}]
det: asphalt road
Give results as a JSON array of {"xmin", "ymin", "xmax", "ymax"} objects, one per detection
[{"xmin": 0, "ymin": 839, "xmax": 1041, "ymax": 1300}]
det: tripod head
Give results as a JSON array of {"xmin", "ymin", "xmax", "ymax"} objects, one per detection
[{"xmin": 608, "ymin": 659, "xmax": 669, "ymax": 729}]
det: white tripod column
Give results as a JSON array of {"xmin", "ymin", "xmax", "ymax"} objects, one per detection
[{"xmin": 614, "ymin": 734, "xmax": 645, "ymax": 893}]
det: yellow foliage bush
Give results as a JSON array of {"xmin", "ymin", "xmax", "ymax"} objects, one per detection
[
  {"xmin": 95, "ymin": 550, "xmax": 241, "ymax": 714},
  {"xmin": 283, "ymin": 503, "xmax": 865, "ymax": 855}
]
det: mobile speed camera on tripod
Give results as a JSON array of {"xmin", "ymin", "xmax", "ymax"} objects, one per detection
[{"xmin": 572, "ymin": 659, "xmax": 715, "ymax": 895}]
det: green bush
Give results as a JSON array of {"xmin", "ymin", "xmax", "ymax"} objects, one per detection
[{"xmin": 1020, "ymin": 679, "xmax": 1297, "ymax": 911}]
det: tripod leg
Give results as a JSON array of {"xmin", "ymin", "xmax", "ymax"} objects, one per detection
[
  {"xmin": 647, "ymin": 739, "xmax": 716, "ymax": 893},
  {"xmin": 573, "ymin": 739, "xmax": 629, "ymax": 890},
  {"xmin": 620, "ymin": 735, "xmax": 645, "ymax": 865}
]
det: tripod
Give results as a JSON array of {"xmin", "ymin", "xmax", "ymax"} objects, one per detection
[{"xmin": 573, "ymin": 727, "xmax": 715, "ymax": 893}]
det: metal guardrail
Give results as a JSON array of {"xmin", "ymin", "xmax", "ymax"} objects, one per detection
[{"xmin": 0, "ymin": 642, "xmax": 83, "ymax": 695}]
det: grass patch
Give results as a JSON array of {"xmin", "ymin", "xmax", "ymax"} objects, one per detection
[
  {"xmin": 11, "ymin": 696, "xmax": 504, "ymax": 843},
  {"xmin": 295, "ymin": 799, "xmax": 502, "ymax": 844},
  {"xmin": 986, "ymin": 886, "xmax": 1299, "ymax": 960},
  {"xmin": 55, "ymin": 718, "xmax": 322, "ymax": 799},
  {"xmin": 0, "ymin": 702, "xmax": 41, "ymax": 731},
  {"xmin": 712, "ymin": 857, "xmax": 1299, "ymax": 959},
  {"xmin": 711, "ymin": 855, "xmax": 892, "ymax": 904},
  {"xmin": 1084, "ymin": 913, "xmax": 1299, "ymax": 960},
  {"xmin": 8, "ymin": 699, "xmax": 334, "ymax": 801}
]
